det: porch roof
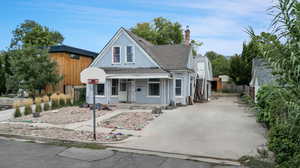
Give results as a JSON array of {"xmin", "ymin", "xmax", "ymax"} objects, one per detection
[
  {"xmin": 101, "ymin": 67, "xmax": 171, "ymax": 79},
  {"xmin": 102, "ymin": 67, "xmax": 167, "ymax": 74}
]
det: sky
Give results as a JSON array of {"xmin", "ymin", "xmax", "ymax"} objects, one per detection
[{"xmin": 0, "ymin": 0, "xmax": 274, "ymax": 56}]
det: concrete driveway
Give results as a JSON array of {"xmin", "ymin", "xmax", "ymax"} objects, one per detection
[{"xmin": 111, "ymin": 96, "xmax": 266, "ymax": 161}]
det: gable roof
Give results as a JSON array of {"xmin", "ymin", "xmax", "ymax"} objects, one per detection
[
  {"xmin": 49, "ymin": 45, "xmax": 98, "ymax": 58},
  {"xmin": 123, "ymin": 28, "xmax": 192, "ymax": 70},
  {"xmin": 250, "ymin": 58, "xmax": 276, "ymax": 86}
]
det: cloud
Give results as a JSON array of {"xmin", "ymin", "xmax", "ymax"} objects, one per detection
[{"xmin": 17, "ymin": 0, "xmax": 275, "ymax": 55}]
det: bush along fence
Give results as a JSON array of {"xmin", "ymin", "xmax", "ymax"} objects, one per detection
[{"xmin": 13, "ymin": 93, "xmax": 74, "ymax": 118}]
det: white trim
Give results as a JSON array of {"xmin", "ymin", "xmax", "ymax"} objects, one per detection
[
  {"xmin": 175, "ymin": 78, "xmax": 183, "ymax": 97},
  {"xmin": 147, "ymin": 79, "xmax": 161, "ymax": 97},
  {"xmin": 112, "ymin": 45, "xmax": 121, "ymax": 64},
  {"xmin": 107, "ymin": 73, "xmax": 170, "ymax": 79},
  {"xmin": 125, "ymin": 45, "xmax": 135, "ymax": 63}
]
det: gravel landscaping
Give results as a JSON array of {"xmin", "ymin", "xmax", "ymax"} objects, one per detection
[
  {"xmin": 12, "ymin": 107, "xmax": 113, "ymax": 125},
  {"xmin": 0, "ymin": 123, "xmax": 128, "ymax": 142},
  {"xmin": 99, "ymin": 112, "xmax": 155, "ymax": 131}
]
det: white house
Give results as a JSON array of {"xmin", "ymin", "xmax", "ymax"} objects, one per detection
[{"xmin": 85, "ymin": 27, "xmax": 211, "ymax": 105}]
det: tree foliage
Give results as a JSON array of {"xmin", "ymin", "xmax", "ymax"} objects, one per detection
[
  {"xmin": 131, "ymin": 17, "xmax": 183, "ymax": 45},
  {"xmin": 10, "ymin": 20, "xmax": 64, "ymax": 48},
  {"xmin": 205, "ymin": 51, "xmax": 230, "ymax": 77},
  {"xmin": 228, "ymin": 54, "xmax": 251, "ymax": 85},
  {"xmin": 1, "ymin": 20, "xmax": 63, "ymax": 97},
  {"xmin": 248, "ymin": 0, "xmax": 300, "ymax": 167},
  {"xmin": 7, "ymin": 48, "xmax": 62, "ymax": 96}
]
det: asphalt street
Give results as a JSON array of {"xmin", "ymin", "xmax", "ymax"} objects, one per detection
[{"xmin": 0, "ymin": 138, "xmax": 242, "ymax": 168}]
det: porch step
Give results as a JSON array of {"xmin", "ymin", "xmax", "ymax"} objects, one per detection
[{"xmin": 108, "ymin": 104, "xmax": 168, "ymax": 110}]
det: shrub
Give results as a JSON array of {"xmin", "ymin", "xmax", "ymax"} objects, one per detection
[
  {"xmin": 64, "ymin": 94, "xmax": 72, "ymax": 106},
  {"xmin": 43, "ymin": 102, "xmax": 50, "ymax": 111},
  {"xmin": 51, "ymin": 99, "xmax": 59, "ymax": 109},
  {"xmin": 24, "ymin": 105, "xmax": 32, "ymax": 115},
  {"xmin": 59, "ymin": 97, "xmax": 65, "ymax": 107},
  {"xmin": 42, "ymin": 95, "xmax": 49, "ymax": 103},
  {"xmin": 14, "ymin": 106, "xmax": 22, "ymax": 118},
  {"xmin": 35, "ymin": 97, "xmax": 42, "ymax": 104},
  {"xmin": 268, "ymin": 124, "xmax": 300, "ymax": 164},
  {"xmin": 255, "ymin": 85, "xmax": 289, "ymax": 128},
  {"xmin": 278, "ymin": 153, "xmax": 300, "ymax": 168},
  {"xmin": 35, "ymin": 103, "xmax": 42, "ymax": 113}
]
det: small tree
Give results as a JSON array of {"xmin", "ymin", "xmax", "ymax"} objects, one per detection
[
  {"xmin": 24, "ymin": 105, "xmax": 32, "ymax": 115},
  {"xmin": 14, "ymin": 107, "xmax": 22, "ymax": 118},
  {"xmin": 35, "ymin": 103, "xmax": 42, "ymax": 113},
  {"xmin": 43, "ymin": 102, "xmax": 50, "ymax": 111}
]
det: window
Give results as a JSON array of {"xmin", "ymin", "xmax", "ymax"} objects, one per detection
[
  {"xmin": 96, "ymin": 84, "xmax": 105, "ymax": 96},
  {"xmin": 175, "ymin": 79, "xmax": 182, "ymax": 96},
  {"xmin": 126, "ymin": 46, "xmax": 134, "ymax": 63},
  {"xmin": 148, "ymin": 79, "xmax": 160, "ymax": 96},
  {"xmin": 70, "ymin": 54, "xmax": 80, "ymax": 59},
  {"xmin": 111, "ymin": 79, "xmax": 119, "ymax": 96},
  {"xmin": 112, "ymin": 46, "xmax": 120, "ymax": 63}
]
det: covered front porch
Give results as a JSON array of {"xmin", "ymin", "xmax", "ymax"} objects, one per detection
[{"xmin": 86, "ymin": 73, "xmax": 179, "ymax": 105}]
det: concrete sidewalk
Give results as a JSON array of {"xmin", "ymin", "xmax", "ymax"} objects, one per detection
[{"xmin": 110, "ymin": 96, "xmax": 267, "ymax": 161}]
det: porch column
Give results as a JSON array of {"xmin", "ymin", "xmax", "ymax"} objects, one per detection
[
  {"xmin": 172, "ymin": 73, "xmax": 176, "ymax": 106},
  {"xmin": 106, "ymin": 79, "xmax": 111, "ymax": 104}
]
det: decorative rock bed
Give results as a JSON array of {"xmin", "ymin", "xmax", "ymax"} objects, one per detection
[
  {"xmin": 12, "ymin": 107, "xmax": 113, "ymax": 125},
  {"xmin": 0, "ymin": 123, "xmax": 128, "ymax": 142},
  {"xmin": 99, "ymin": 112, "xmax": 155, "ymax": 131}
]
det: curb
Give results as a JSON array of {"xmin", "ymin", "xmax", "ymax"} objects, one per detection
[
  {"xmin": 106, "ymin": 146, "xmax": 242, "ymax": 166},
  {"xmin": 0, "ymin": 132, "xmax": 128, "ymax": 145}
]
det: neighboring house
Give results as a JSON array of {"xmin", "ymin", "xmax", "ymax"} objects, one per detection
[
  {"xmin": 47, "ymin": 45, "xmax": 98, "ymax": 94},
  {"xmin": 249, "ymin": 58, "xmax": 276, "ymax": 102},
  {"xmin": 86, "ymin": 27, "xmax": 198, "ymax": 105},
  {"xmin": 194, "ymin": 55, "xmax": 213, "ymax": 101}
]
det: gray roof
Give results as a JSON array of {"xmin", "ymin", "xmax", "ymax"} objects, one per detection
[
  {"xmin": 49, "ymin": 45, "xmax": 98, "ymax": 58},
  {"xmin": 101, "ymin": 67, "xmax": 167, "ymax": 74},
  {"xmin": 124, "ymin": 28, "xmax": 192, "ymax": 70},
  {"xmin": 250, "ymin": 58, "xmax": 276, "ymax": 86}
]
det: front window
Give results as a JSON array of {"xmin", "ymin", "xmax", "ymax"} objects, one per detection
[
  {"xmin": 148, "ymin": 79, "xmax": 160, "ymax": 96},
  {"xmin": 126, "ymin": 46, "xmax": 134, "ymax": 63},
  {"xmin": 111, "ymin": 79, "xmax": 119, "ymax": 96},
  {"xmin": 112, "ymin": 46, "xmax": 120, "ymax": 63},
  {"xmin": 176, "ymin": 79, "xmax": 182, "ymax": 96},
  {"xmin": 96, "ymin": 84, "xmax": 105, "ymax": 96}
]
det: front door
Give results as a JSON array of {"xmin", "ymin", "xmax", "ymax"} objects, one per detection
[{"xmin": 119, "ymin": 79, "xmax": 128, "ymax": 102}]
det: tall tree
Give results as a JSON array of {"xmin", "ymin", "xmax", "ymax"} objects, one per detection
[
  {"xmin": 10, "ymin": 20, "xmax": 64, "ymax": 48},
  {"xmin": 5, "ymin": 20, "xmax": 63, "ymax": 97},
  {"xmin": 131, "ymin": 17, "xmax": 183, "ymax": 45},
  {"xmin": 205, "ymin": 51, "xmax": 230, "ymax": 77},
  {"xmin": 7, "ymin": 48, "xmax": 61, "ymax": 96},
  {"xmin": 228, "ymin": 54, "xmax": 251, "ymax": 85}
]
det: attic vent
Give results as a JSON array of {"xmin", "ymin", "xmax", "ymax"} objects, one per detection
[{"xmin": 70, "ymin": 54, "xmax": 80, "ymax": 59}]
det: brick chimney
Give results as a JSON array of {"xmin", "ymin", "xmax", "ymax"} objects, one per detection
[{"xmin": 184, "ymin": 26, "xmax": 190, "ymax": 46}]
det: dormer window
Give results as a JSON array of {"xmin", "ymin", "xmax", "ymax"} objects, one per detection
[
  {"xmin": 112, "ymin": 46, "xmax": 120, "ymax": 64},
  {"xmin": 126, "ymin": 46, "xmax": 134, "ymax": 63}
]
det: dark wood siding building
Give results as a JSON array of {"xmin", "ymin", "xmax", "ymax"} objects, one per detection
[{"xmin": 47, "ymin": 45, "xmax": 98, "ymax": 93}]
